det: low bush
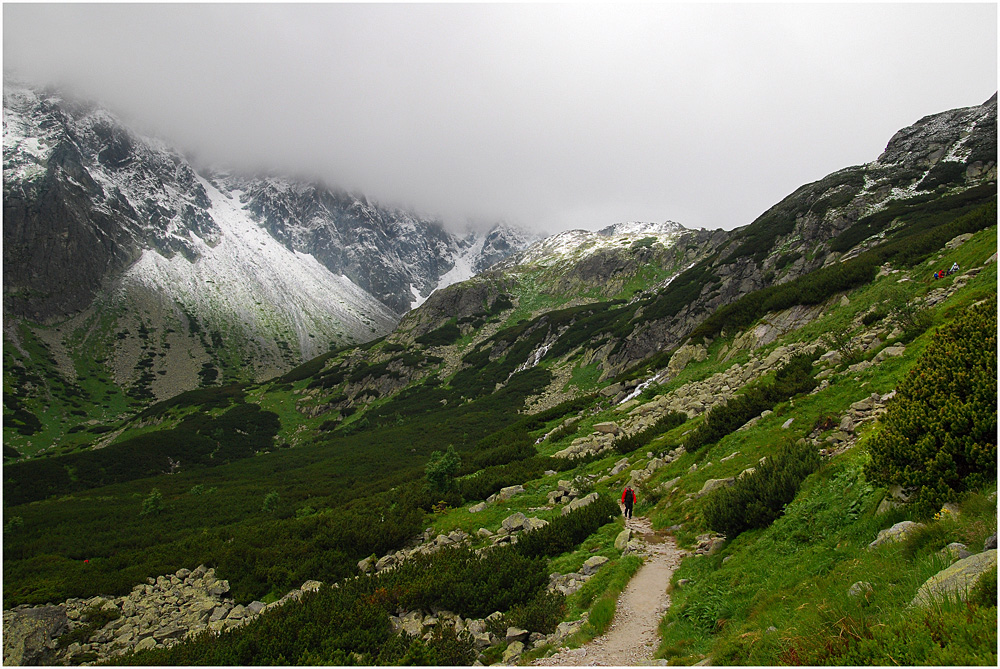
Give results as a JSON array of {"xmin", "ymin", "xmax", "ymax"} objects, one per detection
[
  {"xmin": 415, "ymin": 322, "xmax": 462, "ymax": 347},
  {"xmin": 703, "ymin": 440, "xmax": 821, "ymax": 539},
  {"xmin": 514, "ymin": 495, "xmax": 620, "ymax": 559},
  {"xmin": 866, "ymin": 300, "xmax": 997, "ymax": 514},
  {"xmin": 686, "ymin": 353, "xmax": 817, "ymax": 451}
]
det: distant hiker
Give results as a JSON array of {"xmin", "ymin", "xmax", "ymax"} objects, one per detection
[
  {"xmin": 621, "ymin": 486, "xmax": 636, "ymax": 519},
  {"xmin": 949, "ymin": 262, "xmax": 959, "ymax": 275}
]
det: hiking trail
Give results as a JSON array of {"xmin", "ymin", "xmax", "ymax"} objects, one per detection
[{"xmin": 533, "ymin": 515, "xmax": 687, "ymax": 666}]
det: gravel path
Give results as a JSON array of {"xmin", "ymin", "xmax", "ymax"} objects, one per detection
[{"xmin": 533, "ymin": 515, "xmax": 686, "ymax": 666}]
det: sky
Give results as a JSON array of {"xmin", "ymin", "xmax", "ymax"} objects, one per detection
[{"xmin": 3, "ymin": 3, "xmax": 997, "ymax": 234}]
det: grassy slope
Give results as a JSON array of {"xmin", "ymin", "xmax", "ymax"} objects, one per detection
[{"xmin": 2, "ymin": 208, "xmax": 995, "ymax": 664}]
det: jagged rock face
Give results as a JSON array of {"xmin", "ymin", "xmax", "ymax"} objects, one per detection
[
  {"xmin": 230, "ymin": 175, "xmax": 465, "ymax": 314},
  {"xmin": 3, "ymin": 84, "xmax": 530, "ymax": 328},
  {"xmin": 3, "ymin": 82, "xmax": 534, "ymax": 405},
  {"xmin": 2, "ymin": 605, "xmax": 68, "ymax": 666},
  {"xmin": 3, "ymin": 87, "xmax": 216, "ymax": 322}
]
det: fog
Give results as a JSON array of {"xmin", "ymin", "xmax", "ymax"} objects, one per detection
[{"xmin": 3, "ymin": 3, "xmax": 996, "ymax": 233}]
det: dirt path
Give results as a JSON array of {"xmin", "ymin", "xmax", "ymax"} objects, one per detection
[{"xmin": 534, "ymin": 516, "xmax": 686, "ymax": 666}]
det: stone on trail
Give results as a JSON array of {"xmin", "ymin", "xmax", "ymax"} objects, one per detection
[{"xmin": 615, "ymin": 528, "xmax": 632, "ymax": 551}]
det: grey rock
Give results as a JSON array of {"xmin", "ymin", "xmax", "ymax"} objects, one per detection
[
  {"xmin": 495, "ymin": 485, "xmax": 525, "ymax": 501},
  {"xmin": 614, "ymin": 528, "xmax": 632, "ymax": 551},
  {"xmin": 502, "ymin": 641, "xmax": 524, "ymax": 663},
  {"xmin": 301, "ymin": 580, "xmax": 322, "ymax": 593},
  {"xmin": 581, "ymin": 555, "xmax": 609, "ymax": 575},
  {"xmin": 911, "ymin": 550, "xmax": 998, "ymax": 607},
  {"xmin": 3, "ymin": 606, "xmax": 69, "ymax": 666},
  {"xmin": 985, "ymin": 534, "xmax": 997, "ymax": 550},
  {"xmin": 848, "ymin": 581, "xmax": 873, "ymax": 598},
  {"xmin": 696, "ymin": 477, "xmax": 735, "ymax": 498},
  {"xmin": 869, "ymin": 520, "xmax": 925, "ymax": 549},
  {"xmin": 502, "ymin": 512, "xmax": 529, "ymax": 532}
]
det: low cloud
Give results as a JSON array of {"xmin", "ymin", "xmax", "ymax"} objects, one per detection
[{"xmin": 4, "ymin": 3, "xmax": 996, "ymax": 233}]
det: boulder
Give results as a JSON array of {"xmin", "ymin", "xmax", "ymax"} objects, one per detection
[
  {"xmin": 562, "ymin": 492, "xmax": 600, "ymax": 516},
  {"xmin": 615, "ymin": 529, "xmax": 632, "ymax": 551},
  {"xmin": 939, "ymin": 543, "xmax": 972, "ymax": 561},
  {"xmin": 910, "ymin": 550, "xmax": 997, "ymax": 608},
  {"xmin": 547, "ymin": 619, "xmax": 585, "ymax": 645},
  {"xmin": 505, "ymin": 627, "xmax": 530, "ymax": 643},
  {"xmin": 3, "ymin": 606, "xmax": 69, "ymax": 666},
  {"xmin": 469, "ymin": 502, "xmax": 488, "ymax": 513},
  {"xmin": 524, "ymin": 517, "xmax": 550, "ymax": 532},
  {"xmin": 134, "ymin": 636, "xmax": 158, "ymax": 652},
  {"xmin": 873, "ymin": 345, "xmax": 906, "ymax": 364},
  {"xmin": 495, "ymin": 485, "xmax": 525, "ymax": 501},
  {"xmin": 502, "ymin": 641, "xmax": 524, "ymax": 663},
  {"xmin": 696, "ymin": 477, "xmax": 735, "ymax": 498},
  {"xmin": 593, "ymin": 422, "xmax": 621, "ymax": 435},
  {"xmin": 848, "ymin": 581, "xmax": 873, "ymax": 598},
  {"xmin": 581, "ymin": 555, "xmax": 609, "ymax": 576},
  {"xmin": 869, "ymin": 521, "xmax": 925, "ymax": 549},
  {"xmin": 399, "ymin": 611, "xmax": 426, "ymax": 637},
  {"xmin": 502, "ymin": 512, "xmax": 529, "ymax": 532}
]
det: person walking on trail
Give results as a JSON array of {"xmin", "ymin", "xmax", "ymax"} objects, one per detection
[{"xmin": 621, "ymin": 486, "xmax": 636, "ymax": 519}]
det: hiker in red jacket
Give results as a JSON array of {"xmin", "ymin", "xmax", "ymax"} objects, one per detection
[{"xmin": 621, "ymin": 486, "xmax": 636, "ymax": 519}]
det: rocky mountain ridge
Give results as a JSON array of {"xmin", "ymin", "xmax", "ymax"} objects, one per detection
[{"xmin": 2, "ymin": 82, "xmax": 535, "ymax": 426}]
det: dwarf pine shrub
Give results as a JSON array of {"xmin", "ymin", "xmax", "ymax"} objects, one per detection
[
  {"xmin": 703, "ymin": 440, "xmax": 821, "ymax": 539},
  {"xmin": 686, "ymin": 353, "xmax": 817, "ymax": 452},
  {"xmin": 514, "ymin": 495, "xmax": 619, "ymax": 559},
  {"xmin": 865, "ymin": 300, "xmax": 997, "ymax": 514}
]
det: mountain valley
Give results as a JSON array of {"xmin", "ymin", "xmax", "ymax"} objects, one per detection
[{"xmin": 2, "ymin": 89, "xmax": 997, "ymax": 666}]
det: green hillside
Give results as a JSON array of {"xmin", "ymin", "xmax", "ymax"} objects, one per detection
[{"xmin": 2, "ymin": 192, "xmax": 996, "ymax": 665}]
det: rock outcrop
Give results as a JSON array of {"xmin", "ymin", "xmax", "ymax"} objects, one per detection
[
  {"xmin": 1, "ymin": 566, "xmax": 324, "ymax": 666},
  {"xmin": 910, "ymin": 549, "xmax": 997, "ymax": 608}
]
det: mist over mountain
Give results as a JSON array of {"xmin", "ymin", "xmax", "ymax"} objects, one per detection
[{"xmin": 2, "ymin": 81, "xmax": 539, "ymax": 396}]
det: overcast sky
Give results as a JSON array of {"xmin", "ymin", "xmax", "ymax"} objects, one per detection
[{"xmin": 3, "ymin": 3, "xmax": 996, "ymax": 233}]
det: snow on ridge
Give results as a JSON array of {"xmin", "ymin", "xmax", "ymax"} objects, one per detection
[
  {"xmin": 499, "ymin": 220, "xmax": 688, "ymax": 270},
  {"xmin": 122, "ymin": 175, "xmax": 400, "ymax": 357}
]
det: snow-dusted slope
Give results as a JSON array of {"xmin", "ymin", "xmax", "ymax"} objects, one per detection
[
  {"xmin": 3, "ymin": 81, "xmax": 533, "ymax": 391},
  {"xmin": 498, "ymin": 220, "xmax": 689, "ymax": 270},
  {"xmin": 122, "ymin": 177, "xmax": 399, "ymax": 360}
]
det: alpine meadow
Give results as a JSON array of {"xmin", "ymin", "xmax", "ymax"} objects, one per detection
[{"xmin": 3, "ymin": 78, "xmax": 997, "ymax": 666}]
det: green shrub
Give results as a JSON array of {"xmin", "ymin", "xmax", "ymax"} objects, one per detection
[
  {"xmin": 970, "ymin": 566, "xmax": 997, "ymax": 608},
  {"xmin": 686, "ymin": 353, "xmax": 817, "ymax": 451},
  {"xmin": 426, "ymin": 445, "xmax": 461, "ymax": 493},
  {"xmin": 514, "ymin": 496, "xmax": 620, "ymax": 559},
  {"xmin": 505, "ymin": 590, "xmax": 566, "ymax": 634},
  {"xmin": 866, "ymin": 300, "xmax": 997, "ymax": 514},
  {"xmin": 140, "ymin": 489, "xmax": 163, "ymax": 517},
  {"xmin": 614, "ymin": 412, "xmax": 687, "ymax": 454},
  {"xmin": 415, "ymin": 322, "xmax": 462, "ymax": 347},
  {"xmin": 703, "ymin": 440, "xmax": 821, "ymax": 539}
]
